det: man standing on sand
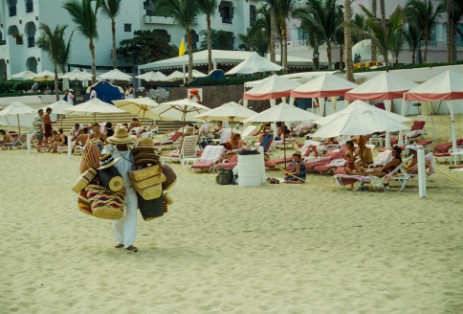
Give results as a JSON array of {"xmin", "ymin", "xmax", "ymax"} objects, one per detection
[
  {"xmin": 33, "ymin": 109, "xmax": 44, "ymax": 152},
  {"xmin": 42, "ymin": 107, "xmax": 53, "ymax": 144},
  {"xmin": 102, "ymin": 126, "xmax": 139, "ymax": 253}
]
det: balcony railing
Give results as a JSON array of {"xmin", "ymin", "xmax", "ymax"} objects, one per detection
[{"xmin": 143, "ymin": 15, "xmax": 175, "ymax": 25}]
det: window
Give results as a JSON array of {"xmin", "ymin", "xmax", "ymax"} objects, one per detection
[
  {"xmin": 219, "ymin": 1, "xmax": 233, "ymax": 24},
  {"xmin": 25, "ymin": 0, "xmax": 33, "ymax": 13},
  {"xmin": 27, "ymin": 36, "xmax": 34, "ymax": 48},
  {"xmin": 249, "ymin": 5, "xmax": 256, "ymax": 25},
  {"xmin": 7, "ymin": 0, "xmax": 17, "ymax": 17},
  {"xmin": 124, "ymin": 24, "xmax": 132, "ymax": 32}
]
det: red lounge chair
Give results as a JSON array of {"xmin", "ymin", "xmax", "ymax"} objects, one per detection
[
  {"xmin": 304, "ymin": 147, "xmax": 347, "ymax": 172},
  {"xmin": 190, "ymin": 145, "xmax": 225, "ymax": 172},
  {"xmin": 153, "ymin": 131, "xmax": 182, "ymax": 150},
  {"xmin": 216, "ymin": 154, "xmax": 238, "ymax": 171}
]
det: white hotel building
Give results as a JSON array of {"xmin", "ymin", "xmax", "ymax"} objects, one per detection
[{"xmin": 0, "ymin": 0, "xmax": 460, "ymax": 79}]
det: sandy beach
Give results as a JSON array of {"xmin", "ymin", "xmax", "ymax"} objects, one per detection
[{"xmin": 2, "ymin": 116, "xmax": 463, "ymax": 313}]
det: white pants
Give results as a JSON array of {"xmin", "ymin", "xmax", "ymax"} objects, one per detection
[{"xmin": 113, "ymin": 191, "xmax": 138, "ymax": 248}]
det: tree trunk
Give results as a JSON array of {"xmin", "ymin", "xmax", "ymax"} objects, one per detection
[
  {"xmin": 281, "ymin": 20, "xmax": 288, "ymax": 74},
  {"xmin": 54, "ymin": 64, "xmax": 59, "ymax": 101},
  {"xmin": 187, "ymin": 26, "xmax": 193, "ymax": 83},
  {"xmin": 112, "ymin": 19, "xmax": 117, "ymax": 69},
  {"xmin": 411, "ymin": 49, "xmax": 416, "ymax": 64},
  {"xmin": 270, "ymin": 11, "xmax": 276, "ymax": 62},
  {"xmin": 344, "ymin": 0, "xmax": 354, "ymax": 82},
  {"xmin": 380, "ymin": 0, "xmax": 386, "ymax": 30},
  {"xmin": 327, "ymin": 41, "xmax": 332, "ymax": 69},
  {"xmin": 371, "ymin": 0, "xmax": 377, "ymax": 62},
  {"xmin": 447, "ymin": 0, "xmax": 455, "ymax": 63},
  {"xmin": 206, "ymin": 14, "xmax": 213, "ymax": 73},
  {"xmin": 90, "ymin": 40, "xmax": 96, "ymax": 84}
]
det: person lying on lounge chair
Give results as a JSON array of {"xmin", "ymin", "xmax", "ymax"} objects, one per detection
[
  {"xmin": 284, "ymin": 150, "xmax": 306, "ymax": 184},
  {"xmin": 357, "ymin": 146, "xmax": 403, "ymax": 177}
]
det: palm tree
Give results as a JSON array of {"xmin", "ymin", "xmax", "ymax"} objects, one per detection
[
  {"xmin": 64, "ymin": 0, "xmax": 100, "ymax": 84},
  {"xmin": 404, "ymin": 0, "xmax": 445, "ymax": 63},
  {"xmin": 370, "ymin": 0, "xmax": 377, "ymax": 62},
  {"xmin": 98, "ymin": 0, "xmax": 122, "ymax": 69},
  {"xmin": 293, "ymin": 0, "xmax": 341, "ymax": 70},
  {"xmin": 197, "ymin": 0, "xmax": 217, "ymax": 73},
  {"xmin": 156, "ymin": 0, "xmax": 199, "ymax": 83},
  {"xmin": 265, "ymin": 0, "xmax": 295, "ymax": 73},
  {"xmin": 36, "ymin": 23, "xmax": 71, "ymax": 101},
  {"xmin": 293, "ymin": 7, "xmax": 324, "ymax": 70},
  {"xmin": 344, "ymin": 0, "xmax": 354, "ymax": 82},
  {"xmin": 444, "ymin": 0, "xmax": 463, "ymax": 63},
  {"xmin": 241, "ymin": 6, "xmax": 272, "ymax": 56},
  {"xmin": 360, "ymin": 5, "xmax": 404, "ymax": 69},
  {"xmin": 403, "ymin": 22, "xmax": 423, "ymax": 64}
]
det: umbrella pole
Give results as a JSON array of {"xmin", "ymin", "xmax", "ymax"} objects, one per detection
[
  {"xmin": 17, "ymin": 114, "xmax": 21, "ymax": 133},
  {"xmin": 283, "ymin": 122, "xmax": 287, "ymax": 169}
]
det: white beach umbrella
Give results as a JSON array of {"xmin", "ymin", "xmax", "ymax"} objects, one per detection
[
  {"xmin": 11, "ymin": 70, "xmax": 36, "ymax": 80},
  {"xmin": 243, "ymin": 74, "xmax": 301, "ymax": 101},
  {"xmin": 226, "ymin": 52, "xmax": 284, "ymax": 75},
  {"xmin": 192, "ymin": 69, "xmax": 207, "ymax": 78},
  {"xmin": 312, "ymin": 100, "xmax": 409, "ymax": 138},
  {"xmin": 0, "ymin": 102, "xmax": 35, "ymax": 132},
  {"xmin": 41, "ymin": 100, "xmax": 73, "ymax": 115},
  {"xmin": 243, "ymin": 102, "xmax": 321, "ymax": 166},
  {"xmin": 136, "ymin": 71, "xmax": 169, "ymax": 82},
  {"xmin": 97, "ymin": 69, "xmax": 133, "ymax": 82},
  {"xmin": 113, "ymin": 97, "xmax": 161, "ymax": 120},
  {"xmin": 167, "ymin": 71, "xmax": 184, "ymax": 81},
  {"xmin": 153, "ymin": 98, "xmax": 210, "ymax": 122},
  {"xmin": 31, "ymin": 70, "xmax": 59, "ymax": 82},
  {"xmin": 195, "ymin": 101, "xmax": 257, "ymax": 131},
  {"xmin": 63, "ymin": 69, "xmax": 93, "ymax": 81},
  {"xmin": 65, "ymin": 98, "xmax": 125, "ymax": 121},
  {"xmin": 195, "ymin": 101, "xmax": 256, "ymax": 122}
]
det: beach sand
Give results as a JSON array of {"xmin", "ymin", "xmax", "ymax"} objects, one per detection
[{"xmin": 2, "ymin": 116, "xmax": 463, "ymax": 313}]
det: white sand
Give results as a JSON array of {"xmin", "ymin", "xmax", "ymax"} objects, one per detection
[{"xmin": 2, "ymin": 116, "xmax": 463, "ymax": 313}]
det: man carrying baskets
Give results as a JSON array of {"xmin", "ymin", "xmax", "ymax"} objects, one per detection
[{"xmin": 102, "ymin": 126, "xmax": 139, "ymax": 252}]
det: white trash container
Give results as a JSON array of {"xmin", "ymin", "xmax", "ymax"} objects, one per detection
[{"xmin": 238, "ymin": 147, "xmax": 265, "ymax": 187}]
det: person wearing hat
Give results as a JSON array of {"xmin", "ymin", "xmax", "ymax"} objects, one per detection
[
  {"xmin": 284, "ymin": 150, "xmax": 306, "ymax": 184},
  {"xmin": 67, "ymin": 89, "xmax": 75, "ymax": 106},
  {"xmin": 102, "ymin": 125, "xmax": 139, "ymax": 252}
]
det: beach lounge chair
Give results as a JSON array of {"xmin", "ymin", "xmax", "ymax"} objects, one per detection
[
  {"xmin": 153, "ymin": 131, "xmax": 182, "ymax": 150},
  {"xmin": 161, "ymin": 135, "xmax": 198, "ymax": 165},
  {"xmin": 2, "ymin": 132, "xmax": 27, "ymax": 149},
  {"xmin": 304, "ymin": 147, "xmax": 347, "ymax": 172},
  {"xmin": 191, "ymin": 145, "xmax": 225, "ymax": 172},
  {"xmin": 333, "ymin": 156, "xmax": 413, "ymax": 191},
  {"xmin": 432, "ymin": 139, "xmax": 463, "ymax": 163},
  {"xmin": 215, "ymin": 154, "xmax": 238, "ymax": 171}
]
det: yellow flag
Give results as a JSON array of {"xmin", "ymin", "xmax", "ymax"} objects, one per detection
[{"xmin": 179, "ymin": 38, "xmax": 186, "ymax": 57}]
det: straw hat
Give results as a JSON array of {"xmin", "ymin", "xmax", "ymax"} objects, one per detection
[
  {"xmin": 107, "ymin": 126, "xmax": 136, "ymax": 145},
  {"xmin": 97, "ymin": 153, "xmax": 120, "ymax": 170},
  {"xmin": 293, "ymin": 150, "xmax": 302, "ymax": 157},
  {"xmin": 132, "ymin": 138, "xmax": 159, "ymax": 165}
]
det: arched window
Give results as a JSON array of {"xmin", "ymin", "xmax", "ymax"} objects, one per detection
[
  {"xmin": 26, "ymin": 57, "xmax": 38, "ymax": 73},
  {"xmin": 25, "ymin": 22, "xmax": 36, "ymax": 48},
  {"xmin": 8, "ymin": 25, "xmax": 22, "ymax": 45}
]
